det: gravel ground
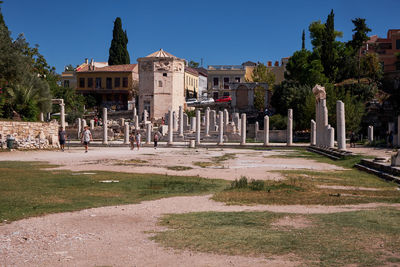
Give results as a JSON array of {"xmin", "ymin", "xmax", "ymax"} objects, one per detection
[
  {"xmin": 0, "ymin": 146, "xmax": 396, "ymax": 266},
  {"xmin": 2, "ymin": 194, "xmax": 399, "ymax": 267}
]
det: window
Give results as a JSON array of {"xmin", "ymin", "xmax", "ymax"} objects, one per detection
[
  {"xmin": 235, "ymin": 77, "xmax": 240, "ymax": 83},
  {"xmin": 163, "ymin": 73, "xmax": 167, "ymax": 77},
  {"xmin": 79, "ymin": 78, "xmax": 85, "ymax": 88},
  {"xmin": 115, "ymin": 77, "xmax": 120, "ymax": 88},
  {"xmin": 396, "ymin": 39, "xmax": 400, "ymax": 50},
  {"xmin": 223, "ymin": 92, "xmax": 230, "ymax": 97},
  {"xmin": 213, "ymin": 92, "xmax": 219, "ymax": 99},
  {"xmin": 106, "ymin": 77, "xmax": 112, "ymax": 89},
  {"xmin": 213, "ymin": 77, "xmax": 219, "ymax": 86},
  {"xmin": 63, "ymin": 80, "xmax": 70, "ymax": 88},
  {"xmin": 95, "ymin": 77, "xmax": 102, "ymax": 89},
  {"xmin": 159, "ymin": 80, "xmax": 163, "ymax": 87},
  {"xmin": 88, "ymin": 78, "xmax": 93, "ymax": 88},
  {"xmin": 122, "ymin": 77, "xmax": 128, "ymax": 88},
  {"xmin": 224, "ymin": 77, "xmax": 229, "ymax": 89}
]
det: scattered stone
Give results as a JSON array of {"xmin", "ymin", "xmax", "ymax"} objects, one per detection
[{"xmin": 99, "ymin": 180, "xmax": 119, "ymax": 183}]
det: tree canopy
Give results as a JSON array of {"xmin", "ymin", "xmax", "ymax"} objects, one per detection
[{"xmin": 108, "ymin": 17, "xmax": 130, "ymax": 65}]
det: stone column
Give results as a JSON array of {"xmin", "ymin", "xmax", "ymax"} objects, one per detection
[
  {"xmin": 205, "ymin": 107, "xmax": 210, "ymax": 136},
  {"xmin": 322, "ymin": 99, "xmax": 328, "ymax": 146},
  {"xmin": 287, "ymin": 109, "xmax": 293, "ymax": 146},
  {"xmin": 143, "ymin": 110, "xmax": 148, "ymax": 123},
  {"xmin": 173, "ymin": 111, "xmax": 178, "ymax": 131},
  {"xmin": 218, "ymin": 111, "xmax": 224, "ymax": 145},
  {"xmin": 39, "ymin": 112, "xmax": 44, "ymax": 122},
  {"xmin": 336, "ymin": 100, "xmax": 346, "ymax": 150},
  {"xmin": 103, "ymin": 108, "xmax": 108, "ymax": 144},
  {"xmin": 124, "ymin": 122, "xmax": 129, "ymax": 144},
  {"xmin": 77, "ymin": 118, "xmax": 81, "ymax": 139},
  {"xmin": 311, "ymin": 120, "xmax": 316, "ymax": 146},
  {"xmin": 196, "ymin": 109, "xmax": 201, "ymax": 144},
  {"xmin": 264, "ymin": 115, "xmax": 269, "ymax": 146},
  {"xmin": 82, "ymin": 119, "xmax": 87, "ymax": 128},
  {"xmin": 121, "ymin": 118, "xmax": 125, "ymax": 126},
  {"xmin": 255, "ymin": 122, "xmax": 259, "ymax": 140},
  {"xmin": 146, "ymin": 123, "xmax": 152, "ymax": 144},
  {"xmin": 90, "ymin": 120, "xmax": 95, "ymax": 130},
  {"xmin": 133, "ymin": 107, "xmax": 137, "ymax": 120},
  {"xmin": 134, "ymin": 115, "xmax": 139, "ymax": 130},
  {"xmin": 179, "ymin": 106, "xmax": 184, "ymax": 137},
  {"xmin": 223, "ymin": 109, "xmax": 229, "ymax": 131},
  {"xmin": 190, "ymin": 117, "xmax": 196, "ymax": 132},
  {"xmin": 315, "ymin": 101, "xmax": 320, "ymax": 146},
  {"xmin": 183, "ymin": 113, "xmax": 189, "ymax": 130},
  {"xmin": 240, "ymin": 113, "xmax": 246, "ymax": 145},
  {"xmin": 327, "ymin": 125, "xmax": 334, "ymax": 148},
  {"xmin": 368, "ymin": 126, "xmax": 374, "ymax": 143},
  {"xmin": 60, "ymin": 104, "xmax": 65, "ymax": 131},
  {"xmin": 168, "ymin": 110, "xmax": 173, "ymax": 145},
  {"xmin": 210, "ymin": 110, "xmax": 216, "ymax": 131},
  {"xmin": 233, "ymin": 113, "xmax": 240, "ymax": 133}
]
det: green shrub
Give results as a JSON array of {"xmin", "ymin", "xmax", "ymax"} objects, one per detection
[
  {"xmin": 231, "ymin": 176, "xmax": 248, "ymax": 189},
  {"xmin": 249, "ymin": 179, "xmax": 265, "ymax": 191}
]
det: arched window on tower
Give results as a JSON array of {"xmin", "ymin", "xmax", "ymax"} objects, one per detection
[{"xmin": 159, "ymin": 80, "xmax": 163, "ymax": 87}]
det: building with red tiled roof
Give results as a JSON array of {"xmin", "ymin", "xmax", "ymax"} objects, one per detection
[
  {"xmin": 362, "ymin": 29, "xmax": 400, "ymax": 74},
  {"xmin": 75, "ymin": 59, "xmax": 139, "ymax": 110}
]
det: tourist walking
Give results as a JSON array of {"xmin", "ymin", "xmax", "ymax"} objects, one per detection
[
  {"xmin": 136, "ymin": 131, "xmax": 141, "ymax": 150},
  {"xmin": 349, "ymin": 131, "xmax": 357, "ymax": 148},
  {"xmin": 81, "ymin": 126, "xmax": 93, "ymax": 153},
  {"xmin": 129, "ymin": 131, "xmax": 136, "ymax": 150},
  {"xmin": 153, "ymin": 132, "xmax": 159, "ymax": 149},
  {"xmin": 58, "ymin": 127, "xmax": 67, "ymax": 152}
]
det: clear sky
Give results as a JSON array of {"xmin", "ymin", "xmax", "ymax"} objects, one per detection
[{"xmin": 2, "ymin": 0, "xmax": 399, "ymax": 73}]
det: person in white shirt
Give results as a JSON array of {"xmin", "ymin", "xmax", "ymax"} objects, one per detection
[
  {"xmin": 135, "ymin": 132, "xmax": 141, "ymax": 151},
  {"xmin": 81, "ymin": 126, "xmax": 93, "ymax": 153}
]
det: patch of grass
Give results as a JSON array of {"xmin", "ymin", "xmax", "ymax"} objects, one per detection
[
  {"xmin": 213, "ymin": 170, "xmax": 400, "ymax": 205},
  {"xmin": 193, "ymin": 153, "xmax": 236, "ymax": 168},
  {"xmin": 114, "ymin": 159, "xmax": 149, "ymax": 165},
  {"xmin": 0, "ymin": 161, "xmax": 228, "ymax": 222},
  {"xmin": 193, "ymin": 161, "xmax": 214, "ymax": 168},
  {"xmin": 166, "ymin": 166, "xmax": 193, "ymax": 171},
  {"xmin": 153, "ymin": 208, "xmax": 400, "ymax": 266}
]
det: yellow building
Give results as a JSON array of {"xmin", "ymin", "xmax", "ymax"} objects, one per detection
[
  {"xmin": 184, "ymin": 67, "xmax": 199, "ymax": 99},
  {"xmin": 76, "ymin": 63, "xmax": 138, "ymax": 110}
]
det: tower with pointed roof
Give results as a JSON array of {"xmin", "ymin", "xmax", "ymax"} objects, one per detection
[{"xmin": 137, "ymin": 49, "xmax": 185, "ymax": 120}]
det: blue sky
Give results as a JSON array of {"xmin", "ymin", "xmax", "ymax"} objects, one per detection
[{"xmin": 2, "ymin": 0, "xmax": 399, "ymax": 73}]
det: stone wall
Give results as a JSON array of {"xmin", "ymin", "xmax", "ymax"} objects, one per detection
[{"xmin": 0, "ymin": 120, "xmax": 59, "ymax": 149}]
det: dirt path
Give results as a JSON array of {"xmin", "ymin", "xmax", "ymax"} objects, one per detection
[
  {"xmin": 0, "ymin": 147, "xmax": 343, "ymax": 181},
  {"xmin": 2, "ymin": 194, "xmax": 400, "ymax": 267}
]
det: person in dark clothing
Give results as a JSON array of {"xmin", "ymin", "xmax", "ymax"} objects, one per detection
[
  {"xmin": 58, "ymin": 127, "xmax": 67, "ymax": 151},
  {"xmin": 350, "ymin": 131, "xmax": 357, "ymax": 148}
]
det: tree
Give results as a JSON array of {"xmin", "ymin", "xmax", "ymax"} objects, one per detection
[
  {"xmin": 302, "ymin": 30, "xmax": 305, "ymax": 50},
  {"xmin": 108, "ymin": 17, "xmax": 130, "ymax": 65},
  {"xmin": 251, "ymin": 63, "xmax": 268, "ymax": 82},
  {"xmin": 361, "ymin": 52, "xmax": 383, "ymax": 83},
  {"xmin": 188, "ymin": 60, "xmax": 199, "ymax": 68},
  {"xmin": 254, "ymin": 86, "xmax": 265, "ymax": 111},
  {"xmin": 349, "ymin": 18, "xmax": 371, "ymax": 83},
  {"xmin": 321, "ymin": 10, "xmax": 338, "ymax": 81}
]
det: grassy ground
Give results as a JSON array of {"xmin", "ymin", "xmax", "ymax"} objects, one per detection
[
  {"xmin": 153, "ymin": 208, "xmax": 400, "ymax": 266},
  {"xmin": 0, "ymin": 161, "xmax": 227, "ymax": 222},
  {"xmin": 193, "ymin": 153, "xmax": 236, "ymax": 168},
  {"xmin": 213, "ymin": 149, "xmax": 400, "ymax": 205}
]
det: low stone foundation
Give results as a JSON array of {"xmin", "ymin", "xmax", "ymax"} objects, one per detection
[{"xmin": 0, "ymin": 120, "xmax": 59, "ymax": 149}]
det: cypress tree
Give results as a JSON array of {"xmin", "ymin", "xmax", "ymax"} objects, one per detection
[
  {"xmin": 321, "ymin": 9, "xmax": 336, "ymax": 81},
  {"xmin": 108, "ymin": 17, "xmax": 130, "ymax": 65},
  {"xmin": 302, "ymin": 30, "xmax": 305, "ymax": 50}
]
